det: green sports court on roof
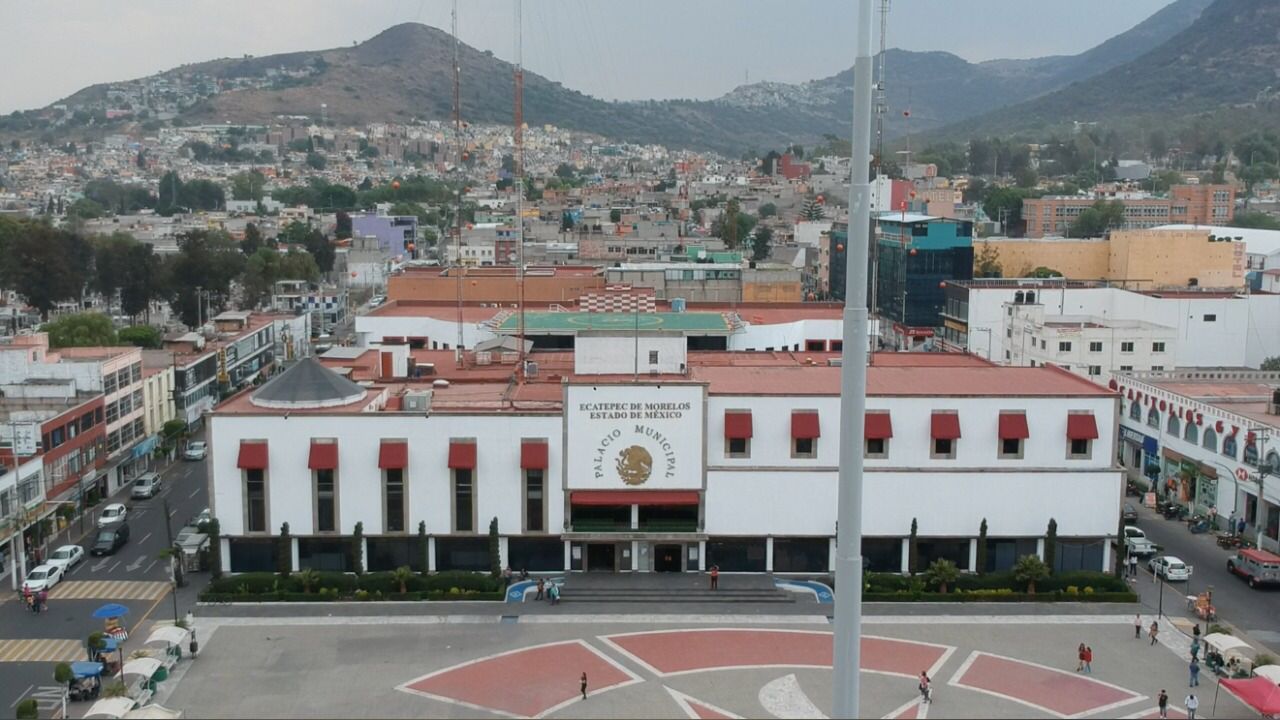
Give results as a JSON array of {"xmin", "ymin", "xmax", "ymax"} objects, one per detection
[{"xmin": 494, "ymin": 311, "xmax": 733, "ymax": 334}]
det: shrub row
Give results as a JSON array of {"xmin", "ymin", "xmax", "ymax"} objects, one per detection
[
  {"xmin": 201, "ymin": 570, "xmax": 503, "ymax": 601},
  {"xmin": 200, "ymin": 589, "xmax": 505, "ymax": 603},
  {"xmin": 864, "ymin": 591, "xmax": 1137, "ymax": 603},
  {"xmin": 861, "ymin": 570, "xmax": 1127, "ymax": 595}
]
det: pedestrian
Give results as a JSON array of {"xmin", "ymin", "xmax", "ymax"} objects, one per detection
[
  {"xmin": 1134, "ymin": 613, "xmax": 1143, "ymax": 639},
  {"xmin": 1185, "ymin": 692, "xmax": 1198, "ymax": 720},
  {"xmin": 1189, "ymin": 657, "xmax": 1200, "ymax": 686},
  {"xmin": 580, "ymin": 672, "xmax": 588, "ymax": 700},
  {"xmin": 1228, "ymin": 511, "xmax": 1238, "ymax": 537},
  {"xmin": 1239, "ymin": 516, "xmax": 1248, "ymax": 536},
  {"xmin": 535, "ymin": 577, "xmax": 545, "ymax": 601},
  {"xmin": 1192, "ymin": 623, "xmax": 1201, "ymax": 639},
  {"xmin": 1157, "ymin": 689, "xmax": 1169, "ymax": 719},
  {"xmin": 22, "ymin": 584, "xmax": 32, "ymax": 609},
  {"xmin": 1190, "ymin": 638, "xmax": 1200, "ymax": 662},
  {"xmin": 1150, "ymin": 620, "xmax": 1160, "ymax": 646},
  {"xmin": 918, "ymin": 671, "xmax": 931, "ymax": 704},
  {"xmin": 549, "ymin": 583, "xmax": 560, "ymax": 606},
  {"xmin": 36, "ymin": 588, "xmax": 47, "ymax": 613},
  {"xmin": 1083, "ymin": 646, "xmax": 1093, "ymax": 674},
  {"xmin": 502, "ymin": 566, "xmax": 512, "ymax": 587},
  {"xmin": 24, "ymin": 590, "xmax": 36, "ymax": 614},
  {"xmin": 709, "ymin": 565, "xmax": 719, "ymax": 590},
  {"xmin": 1076, "ymin": 643, "xmax": 1086, "ymax": 672},
  {"xmin": 520, "ymin": 568, "xmax": 529, "ymax": 581},
  {"xmin": 1128, "ymin": 553, "xmax": 1138, "ymax": 578}
]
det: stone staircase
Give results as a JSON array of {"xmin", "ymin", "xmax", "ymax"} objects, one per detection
[{"xmin": 561, "ymin": 573, "xmax": 798, "ymax": 604}]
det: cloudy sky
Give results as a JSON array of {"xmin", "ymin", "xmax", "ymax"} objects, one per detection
[{"xmin": 1, "ymin": 0, "xmax": 1176, "ymax": 114}]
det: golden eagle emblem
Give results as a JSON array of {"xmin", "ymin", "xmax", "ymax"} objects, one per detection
[{"xmin": 615, "ymin": 445, "xmax": 653, "ymax": 486}]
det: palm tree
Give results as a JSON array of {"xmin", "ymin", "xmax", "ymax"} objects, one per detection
[
  {"xmin": 1013, "ymin": 555, "xmax": 1050, "ymax": 594},
  {"xmin": 297, "ymin": 568, "xmax": 319, "ymax": 594},
  {"xmin": 923, "ymin": 558, "xmax": 960, "ymax": 594},
  {"xmin": 391, "ymin": 565, "xmax": 414, "ymax": 595}
]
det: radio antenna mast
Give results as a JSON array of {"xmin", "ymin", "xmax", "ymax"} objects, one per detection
[
  {"xmin": 452, "ymin": 0, "xmax": 465, "ymax": 361},
  {"xmin": 514, "ymin": 0, "xmax": 526, "ymax": 375}
]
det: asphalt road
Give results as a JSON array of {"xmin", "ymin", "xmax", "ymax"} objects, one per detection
[
  {"xmin": 0, "ymin": 446, "xmax": 210, "ymax": 713},
  {"xmin": 1127, "ymin": 499, "xmax": 1280, "ymax": 649}
]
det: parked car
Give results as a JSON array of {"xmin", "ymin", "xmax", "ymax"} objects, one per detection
[
  {"xmin": 22, "ymin": 564, "xmax": 63, "ymax": 593},
  {"xmin": 1123, "ymin": 526, "xmax": 1147, "ymax": 540},
  {"xmin": 131, "ymin": 472, "xmax": 162, "ymax": 499},
  {"xmin": 370, "ymin": 296, "xmax": 386, "ymax": 307},
  {"xmin": 184, "ymin": 441, "xmax": 207, "ymax": 461},
  {"xmin": 97, "ymin": 503, "xmax": 127, "ymax": 528},
  {"xmin": 1228, "ymin": 548, "xmax": 1280, "ymax": 588},
  {"xmin": 91, "ymin": 523, "xmax": 130, "ymax": 556},
  {"xmin": 191, "ymin": 507, "xmax": 212, "ymax": 527},
  {"xmin": 46, "ymin": 545, "xmax": 85, "ymax": 573},
  {"xmin": 1122, "ymin": 503, "xmax": 1139, "ymax": 524},
  {"xmin": 1148, "ymin": 555, "xmax": 1191, "ymax": 581}
]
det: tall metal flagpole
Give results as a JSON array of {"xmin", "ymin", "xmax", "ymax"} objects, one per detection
[{"xmin": 833, "ymin": 0, "xmax": 875, "ymax": 716}]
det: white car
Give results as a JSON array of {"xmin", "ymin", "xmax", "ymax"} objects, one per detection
[
  {"xmin": 184, "ymin": 441, "xmax": 207, "ymax": 461},
  {"xmin": 46, "ymin": 545, "xmax": 84, "ymax": 573},
  {"xmin": 22, "ymin": 564, "xmax": 63, "ymax": 593},
  {"xmin": 1149, "ymin": 555, "xmax": 1192, "ymax": 582},
  {"xmin": 97, "ymin": 503, "xmax": 128, "ymax": 528}
]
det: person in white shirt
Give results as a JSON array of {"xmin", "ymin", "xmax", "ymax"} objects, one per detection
[{"xmin": 1184, "ymin": 693, "xmax": 1198, "ymax": 720}]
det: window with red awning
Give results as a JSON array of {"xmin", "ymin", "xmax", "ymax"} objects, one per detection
[
  {"xmin": 308, "ymin": 440, "xmax": 338, "ymax": 470},
  {"xmin": 521, "ymin": 440, "xmax": 548, "ymax": 470},
  {"xmin": 448, "ymin": 440, "xmax": 477, "ymax": 469},
  {"xmin": 930, "ymin": 412, "xmax": 961, "ymax": 440},
  {"xmin": 237, "ymin": 441, "xmax": 268, "ymax": 470},
  {"xmin": 378, "ymin": 440, "xmax": 407, "ymax": 470},
  {"xmin": 1067, "ymin": 413, "xmax": 1099, "ymax": 440},
  {"xmin": 571, "ymin": 490, "xmax": 699, "ymax": 506},
  {"xmin": 791, "ymin": 411, "xmax": 820, "ymax": 439},
  {"xmin": 998, "ymin": 412, "xmax": 1030, "ymax": 440},
  {"xmin": 724, "ymin": 411, "xmax": 753, "ymax": 440},
  {"xmin": 865, "ymin": 412, "xmax": 893, "ymax": 440}
]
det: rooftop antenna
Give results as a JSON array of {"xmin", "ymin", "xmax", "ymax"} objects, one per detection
[
  {"xmin": 452, "ymin": 0, "xmax": 465, "ymax": 361},
  {"xmin": 514, "ymin": 0, "xmax": 526, "ymax": 374}
]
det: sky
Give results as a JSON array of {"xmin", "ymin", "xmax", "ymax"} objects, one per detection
[{"xmin": 0, "ymin": 0, "xmax": 1176, "ymax": 114}]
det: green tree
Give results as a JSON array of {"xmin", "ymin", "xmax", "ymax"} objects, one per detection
[
  {"xmin": 1068, "ymin": 200, "xmax": 1125, "ymax": 238},
  {"xmin": 277, "ymin": 522, "xmax": 292, "ymax": 577},
  {"xmin": 119, "ymin": 241, "xmax": 164, "ymax": 319},
  {"xmin": 418, "ymin": 521, "xmax": 428, "ymax": 575},
  {"xmin": 296, "ymin": 568, "xmax": 318, "ymax": 594},
  {"xmin": 279, "ymin": 221, "xmax": 311, "ymax": 246},
  {"xmin": 555, "ymin": 163, "xmax": 576, "ymax": 180},
  {"xmin": 489, "ymin": 517, "xmax": 501, "ymax": 577},
  {"xmin": 391, "ymin": 565, "xmax": 414, "ymax": 594},
  {"xmin": 758, "ymin": 202, "xmax": 778, "ymax": 218},
  {"xmin": 208, "ymin": 518, "xmax": 222, "ymax": 579},
  {"xmin": 923, "ymin": 558, "xmax": 960, "ymax": 594},
  {"xmin": 91, "ymin": 232, "xmax": 137, "ymax": 299},
  {"xmin": 974, "ymin": 242, "xmax": 1002, "ymax": 278},
  {"xmin": 1151, "ymin": 170, "xmax": 1185, "ymax": 193},
  {"xmin": 1261, "ymin": 356, "xmax": 1280, "ymax": 371},
  {"xmin": 752, "ymin": 225, "xmax": 773, "ymax": 262},
  {"xmin": 1044, "ymin": 518, "xmax": 1058, "ymax": 574},
  {"xmin": 67, "ymin": 197, "xmax": 105, "ymax": 219},
  {"xmin": 230, "ymin": 171, "xmax": 266, "ymax": 202},
  {"xmin": 118, "ymin": 325, "xmax": 162, "ymax": 349},
  {"xmin": 1233, "ymin": 212, "xmax": 1280, "ymax": 230},
  {"xmin": 982, "ymin": 187, "xmax": 1028, "ymax": 234},
  {"xmin": 241, "ymin": 247, "xmax": 318, "ymax": 308},
  {"xmin": 908, "ymin": 518, "xmax": 919, "ymax": 574},
  {"xmin": 335, "ymin": 210, "xmax": 352, "ymax": 239},
  {"xmin": 15, "ymin": 699, "xmax": 37, "ymax": 720},
  {"xmin": 4, "ymin": 222, "xmax": 92, "ymax": 317},
  {"xmin": 43, "ymin": 312, "xmax": 117, "ymax": 348},
  {"xmin": 302, "ymin": 229, "xmax": 335, "ymax": 274},
  {"xmin": 165, "ymin": 229, "xmax": 246, "ymax": 327},
  {"xmin": 1031, "ymin": 266, "xmax": 1063, "ymax": 278},
  {"xmin": 54, "ymin": 661, "xmax": 74, "ymax": 688},
  {"xmin": 305, "ymin": 151, "xmax": 327, "ymax": 170},
  {"xmin": 609, "ymin": 208, "xmax": 622, "ymax": 223},
  {"xmin": 976, "ymin": 519, "xmax": 988, "ymax": 575},
  {"xmin": 1013, "ymin": 555, "xmax": 1050, "ymax": 594},
  {"xmin": 241, "ymin": 222, "xmax": 264, "ymax": 255}
]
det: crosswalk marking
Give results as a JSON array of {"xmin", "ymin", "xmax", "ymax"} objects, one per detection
[
  {"xmin": 48, "ymin": 580, "xmax": 170, "ymax": 601},
  {"xmin": 0, "ymin": 638, "xmax": 84, "ymax": 663}
]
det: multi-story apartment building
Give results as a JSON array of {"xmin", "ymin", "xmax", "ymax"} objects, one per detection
[
  {"xmin": 1002, "ymin": 301, "xmax": 1177, "ymax": 385},
  {"xmin": 1021, "ymin": 184, "xmax": 1235, "ymax": 238}
]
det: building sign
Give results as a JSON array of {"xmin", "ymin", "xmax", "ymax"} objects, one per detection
[
  {"xmin": 566, "ymin": 384, "xmax": 703, "ymax": 490},
  {"xmin": 11, "ymin": 423, "xmax": 38, "ymax": 456}
]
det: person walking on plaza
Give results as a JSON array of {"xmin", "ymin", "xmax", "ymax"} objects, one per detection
[
  {"xmin": 709, "ymin": 565, "xmax": 719, "ymax": 590},
  {"xmin": 1076, "ymin": 643, "xmax": 1086, "ymax": 672},
  {"xmin": 1185, "ymin": 692, "xmax": 1198, "ymax": 720},
  {"xmin": 1149, "ymin": 620, "xmax": 1160, "ymax": 646},
  {"xmin": 1083, "ymin": 646, "xmax": 1093, "ymax": 674},
  {"xmin": 1157, "ymin": 689, "xmax": 1169, "ymax": 719},
  {"xmin": 549, "ymin": 583, "xmax": 560, "ymax": 606},
  {"xmin": 1134, "ymin": 613, "xmax": 1143, "ymax": 639},
  {"xmin": 1128, "ymin": 552, "xmax": 1138, "ymax": 578},
  {"xmin": 580, "ymin": 672, "xmax": 588, "ymax": 700},
  {"xmin": 1190, "ymin": 638, "xmax": 1200, "ymax": 662},
  {"xmin": 1189, "ymin": 657, "xmax": 1200, "ymax": 687},
  {"xmin": 535, "ymin": 577, "xmax": 545, "ymax": 601},
  {"xmin": 918, "ymin": 671, "xmax": 932, "ymax": 704},
  {"xmin": 36, "ymin": 588, "xmax": 47, "ymax": 614}
]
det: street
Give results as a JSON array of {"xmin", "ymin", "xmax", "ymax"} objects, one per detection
[
  {"xmin": 0, "ymin": 449, "xmax": 210, "ymax": 713},
  {"xmin": 1127, "ymin": 499, "xmax": 1280, "ymax": 649}
]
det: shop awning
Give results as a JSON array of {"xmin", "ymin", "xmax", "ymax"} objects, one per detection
[
  {"xmin": 1067, "ymin": 413, "xmax": 1099, "ymax": 440},
  {"xmin": 791, "ymin": 411, "xmax": 821, "ymax": 439},
  {"xmin": 1162, "ymin": 447, "xmax": 1186, "ymax": 463},
  {"xmin": 521, "ymin": 440, "xmax": 548, "ymax": 470},
  {"xmin": 448, "ymin": 441, "xmax": 476, "ymax": 469},
  {"xmin": 308, "ymin": 441, "xmax": 338, "ymax": 470},
  {"xmin": 236, "ymin": 441, "xmax": 268, "ymax": 470},
  {"xmin": 571, "ymin": 490, "xmax": 700, "ymax": 506},
  {"xmin": 1199, "ymin": 464, "xmax": 1218, "ymax": 479},
  {"xmin": 378, "ymin": 441, "xmax": 408, "ymax": 470},
  {"xmin": 1221, "ymin": 677, "xmax": 1280, "ymax": 717},
  {"xmin": 865, "ymin": 412, "xmax": 893, "ymax": 440},
  {"xmin": 724, "ymin": 411, "xmax": 754, "ymax": 440},
  {"xmin": 930, "ymin": 412, "xmax": 961, "ymax": 440},
  {"xmin": 998, "ymin": 412, "xmax": 1030, "ymax": 440}
]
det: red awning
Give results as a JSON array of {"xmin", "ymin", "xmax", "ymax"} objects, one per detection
[
  {"xmin": 1221, "ymin": 677, "xmax": 1280, "ymax": 716},
  {"xmin": 998, "ymin": 412, "xmax": 1030, "ymax": 440},
  {"xmin": 571, "ymin": 490, "xmax": 700, "ymax": 506},
  {"xmin": 865, "ymin": 412, "xmax": 893, "ymax": 440},
  {"xmin": 308, "ymin": 441, "xmax": 338, "ymax": 470},
  {"xmin": 521, "ymin": 440, "xmax": 548, "ymax": 470},
  {"xmin": 378, "ymin": 441, "xmax": 408, "ymax": 470},
  {"xmin": 930, "ymin": 412, "xmax": 961, "ymax": 440},
  {"xmin": 791, "ymin": 411, "xmax": 821, "ymax": 439},
  {"xmin": 724, "ymin": 411, "xmax": 753, "ymax": 440},
  {"xmin": 1066, "ymin": 414, "xmax": 1099, "ymax": 440},
  {"xmin": 237, "ymin": 441, "xmax": 268, "ymax": 470},
  {"xmin": 448, "ymin": 441, "xmax": 477, "ymax": 469}
]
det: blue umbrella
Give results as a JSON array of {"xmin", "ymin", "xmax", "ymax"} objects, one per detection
[
  {"xmin": 91, "ymin": 603, "xmax": 130, "ymax": 619},
  {"xmin": 70, "ymin": 661, "xmax": 103, "ymax": 678},
  {"xmin": 100, "ymin": 636, "xmax": 119, "ymax": 652}
]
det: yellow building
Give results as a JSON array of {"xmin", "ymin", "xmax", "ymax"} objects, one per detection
[{"xmin": 980, "ymin": 229, "xmax": 1245, "ymax": 289}]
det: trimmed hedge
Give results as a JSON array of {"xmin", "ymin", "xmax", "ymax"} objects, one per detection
[
  {"xmin": 865, "ymin": 591, "xmax": 1137, "ymax": 603},
  {"xmin": 856, "ymin": 570, "xmax": 1130, "ymax": 600},
  {"xmin": 199, "ymin": 570, "xmax": 504, "ymax": 602}
]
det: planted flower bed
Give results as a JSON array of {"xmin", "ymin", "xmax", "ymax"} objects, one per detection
[
  {"xmin": 198, "ymin": 570, "xmax": 505, "ymax": 603},
  {"xmin": 826, "ymin": 570, "xmax": 1137, "ymax": 603}
]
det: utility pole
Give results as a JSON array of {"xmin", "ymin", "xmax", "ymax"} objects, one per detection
[
  {"xmin": 162, "ymin": 497, "xmax": 181, "ymax": 622},
  {"xmin": 833, "ymin": 1, "xmax": 874, "ymax": 717},
  {"xmin": 452, "ymin": 0, "xmax": 465, "ymax": 361},
  {"xmin": 514, "ymin": 0, "xmax": 526, "ymax": 373}
]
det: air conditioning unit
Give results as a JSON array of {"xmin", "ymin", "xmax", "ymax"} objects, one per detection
[
  {"xmin": 475, "ymin": 351, "xmax": 492, "ymax": 366},
  {"xmin": 524, "ymin": 361, "xmax": 538, "ymax": 378},
  {"xmin": 401, "ymin": 391, "xmax": 432, "ymax": 413}
]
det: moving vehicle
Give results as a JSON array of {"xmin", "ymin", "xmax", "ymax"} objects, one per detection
[
  {"xmin": 131, "ymin": 472, "xmax": 162, "ymax": 499},
  {"xmin": 1148, "ymin": 555, "xmax": 1191, "ymax": 581},
  {"xmin": 1124, "ymin": 527, "xmax": 1157, "ymax": 557},
  {"xmin": 370, "ymin": 296, "xmax": 387, "ymax": 307},
  {"xmin": 46, "ymin": 544, "xmax": 85, "ymax": 573},
  {"xmin": 97, "ymin": 503, "xmax": 127, "ymax": 528},
  {"xmin": 22, "ymin": 564, "xmax": 63, "ymax": 592},
  {"xmin": 191, "ymin": 507, "xmax": 212, "ymax": 527},
  {"xmin": 184, "ymin": 441, "xmax": 207, "ymax": 461},
  {"xmin": 1122, "ymin": 503, "xmax": 1139, "ymax": 524},
  {"xmin": 91, "ymin": 523, "xmax": 130, "ymax": 556},
  {"xmin": 1227, "ymin": 548, "xmax": 1280, "ymax": 588}
]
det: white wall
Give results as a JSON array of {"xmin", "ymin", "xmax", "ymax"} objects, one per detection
[
  {"xmin": 355, "ymin": 314, "xmax": 494, "ymax": 350},
  {"xmin": 574, "ymin": 335, "xmax": 686, "ymax": 375}
]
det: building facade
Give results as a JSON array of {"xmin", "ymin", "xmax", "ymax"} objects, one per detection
[
  {"xmin": 1003, "ymin": 301, "xmax": 1177, "ymax": 385},
  {"xmin": 1021, "ymin": 185, "xmax": 1235, "ymax": 238}
]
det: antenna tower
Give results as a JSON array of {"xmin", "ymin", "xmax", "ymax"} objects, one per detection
[
  {"xmin": 452, "ymin": 0, "xmax": 465, "ymax": 360},
  {"xmin": 514, "ymin": 0, "xmax": 526, "ymax": 373}
]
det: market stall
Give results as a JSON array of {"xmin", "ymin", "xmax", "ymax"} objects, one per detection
[
  {"xmin": 1221, "ymin": 676, "xmax": 1280, "ymax": 718},
  {"xmin": 1205, "ymin": 632, "xmax": 1256, "ymax": 676},
  {"xmin": 84, "ymin": 697, "xmax": 137, "ymax": 719}
]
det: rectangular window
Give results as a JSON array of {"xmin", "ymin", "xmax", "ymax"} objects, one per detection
[
  {"xmin": 932, "ymin": 438, "xmax": 955, "ymax": 459},
  {"xmin": 1069, "ymin": 438, "xmax": 1092, "ymax": 458},
  {"xmin": 1121, "ymin": 341, "xmax": 1134, "ymax": 353},
  {"xmin": 1204, "ymin": 314, "xmax": 1216, "ymax": 322},
  {"xmin": 1000, "ymin": 438, "xmax": 1023, "ymax": 458},
  {"xmin": 727, "ymin": 437, "xmax": 750, "ymax": 458},
  {"xmin": 1089, "ymin": 342, "xmax": 1102, "ymax": 352},
  {"xmin": 384, "ymin": 469, "xmax": 405, "ymax": 533},
  {"xmin": 1088, "ymin": 365, "xmax": 1102, "ymax": 376},
  {"xmin": 131, "ymin": 363, "xmax": 142, "ymax": 384},
  {"xmin": 246, "ymin": 469, "xmax": 267, "ymax": 532},
  {"xmin": 1119, "ymin": 365, "xmax": 1133, "ymax": 371},
  {"xmin": 865, "ymin": 437, "xmax": 888, "ymax": 459},
  {"xmin": 454, "ymin": 469, "xmax": 474, "ymax": 533},
  {"xmin": 648, "ymin": 350, "xmax": 659, "ymax": 364},
  {"xmin": 525, "ymin": 469, "xmax": 544, "ymax": 533},
  {"xmin": 793, "ymin": 437, "xmax": 816, "ymax": 458},
  {"xmin": 1151, "ymin": 365, "xmax": 1164, "ymax": 371},
  {"xmin": 1058, "ymin": 341, "xmax": 1071, "ymax": 352},
  {"xmin": 314, "ymin": 469, "xmax": 336, "ymax": 533},
  {"xmin": 1152, "ymin": 342, "xmax": 1166, "ymax": 353}
]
